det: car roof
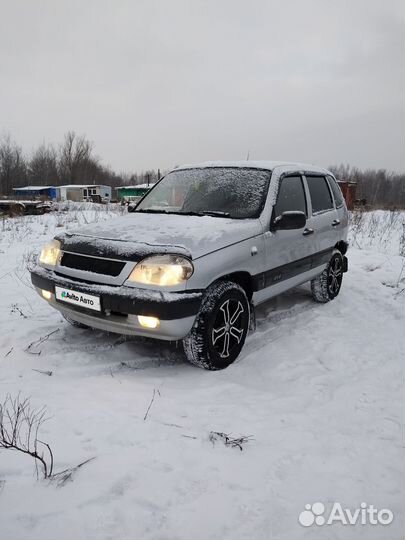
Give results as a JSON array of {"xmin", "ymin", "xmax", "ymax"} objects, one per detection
[{"xmin": 175, "ymin": 160, "xmax": 331, "ymax": 175}]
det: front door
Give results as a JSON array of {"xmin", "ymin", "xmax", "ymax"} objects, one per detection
[{"xmin": 258, "ymin": 174, "xmax": 318, "ymax": 301}]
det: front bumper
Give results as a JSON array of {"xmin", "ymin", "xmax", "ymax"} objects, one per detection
[{"xmin": 31, "ymin": 266, "xmax": 202, "ymax": 340}]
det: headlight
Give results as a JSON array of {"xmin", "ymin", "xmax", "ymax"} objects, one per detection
[
  {"xmin": 39, "ymin": 239, "xmax": 61, "ymax": 267},
  {"xmin": 127, "ymin": 255, "xmax": 194, "ymax": 286}
]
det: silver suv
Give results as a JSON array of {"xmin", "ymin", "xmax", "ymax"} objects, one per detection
[{"xmin": 31, "ymin": 161, "xmax": 348, "ymax": 370}]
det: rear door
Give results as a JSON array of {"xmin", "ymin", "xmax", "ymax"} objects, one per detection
[
  {"xmin": 326, "ymin": 174, "xmax": 349, "ymax": 243},
  {"xmin": 304, "ymin": 175, "xmax": 338, "ymax": 267}
]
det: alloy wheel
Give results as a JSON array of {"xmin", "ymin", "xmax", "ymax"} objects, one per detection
[
  {"xmin": 328, "ymin": 255, "xmax": 343, "ymax": 296},
  {"xmin": 211, "ymin": 298, "xmax": 245, "ymax": 358}
]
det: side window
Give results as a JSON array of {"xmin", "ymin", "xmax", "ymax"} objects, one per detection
[
  {"xmin": 327, "ymin": 175, "xmax": 344, "ymax": 208},
  {"xmin": 306, "ymin": 176, "xmax": 333, "ymax": 214},
  {"xmin": 273, "ymin": 175, "xmax": 307, "ymax": 218}
]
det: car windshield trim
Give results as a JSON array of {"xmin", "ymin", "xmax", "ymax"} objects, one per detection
[{"xmin": 135, "ymin": 167, "xmax": 272, "ymax": 219}]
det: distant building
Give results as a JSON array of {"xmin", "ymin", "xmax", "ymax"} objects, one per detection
[
  {"xmin": 12, "ymin": 184, "xmax": 113, "ymax": 203},
  {"xmin": 13, "ymin": 186, "xmax": 59, "ymax": 200},
  {"xmin": 337, "ymin": 180, "xmax": 357, "ymax": 210},
  {"xmin": 59, "ymin": 185, "xmax": 112, "ymax": 202},
  {"xmin": 116, "ymin": 184, "xmax": 155, "ymax": 201}
]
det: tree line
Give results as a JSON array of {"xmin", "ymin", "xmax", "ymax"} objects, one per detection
[
  {"xmin": 1, "ymin": 132, "xmax": 404, "ymax": 206},
  {"xmin": 329, "ymin": 164, "xmax": 405, "ymax": 208},
  {"xmin": 0, "ymin": 131, "xmax": 160, "ymax": 195}
]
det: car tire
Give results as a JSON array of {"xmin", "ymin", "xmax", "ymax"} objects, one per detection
[
  {"xmin": 183, "ymin": 280, "xmax": 250, "ymax": 370},
  {"xmin": 62, "ymin": 313, "xmax": 91, "ymax": 329},
  {"xmin": 311, "ymin": 250, "xmax": 344, "ymax": 303}
]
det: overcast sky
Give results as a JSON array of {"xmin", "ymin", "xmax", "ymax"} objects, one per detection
[{"xmin": 0, "ymin": 0, "xmax": 404, "ymax": 173}]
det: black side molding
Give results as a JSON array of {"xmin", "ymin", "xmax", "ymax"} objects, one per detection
[{"xmin": 252, "ymin": 247, "xmax": 334, "ymax": 291}]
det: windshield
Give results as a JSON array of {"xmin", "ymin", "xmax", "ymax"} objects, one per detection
[{"xmin": 136, "ymin": 167, "xmax": 271, "ymax": 219}]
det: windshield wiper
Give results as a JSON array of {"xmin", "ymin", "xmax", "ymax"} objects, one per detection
[
  {"xmin": 199, "ymin": 211, "xmax": 231, "ymax": 217},
  {"xmin": 135, "ymin": 208, "xmax": 171, "ymax": 214},
  {"xmin": 168, "ymin": 210, "xmax": 231, "ymax": 218},
  {"xmin": 170, "ymin": 211, "xmax": 204, "ymax": 216},
  {"xmin": 136, "ymin": 209, "xmax": 231, "ymax": 218},
  {"xmin": 136, "ymin": 209, "xmax": 202, "ymax": 216}
]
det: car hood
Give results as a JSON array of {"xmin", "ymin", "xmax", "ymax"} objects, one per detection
[{"xmin": 63, "ymin": 212, "xmax": 263, "ymax": 259}]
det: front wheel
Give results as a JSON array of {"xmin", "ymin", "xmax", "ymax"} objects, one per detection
[
  {"xmin": 183, "ymin": 281, "xmax": 250, "ymax": 370},
  {"xmin": 311, "ymin": 250, "xmax": 344, "ymax": 303}
]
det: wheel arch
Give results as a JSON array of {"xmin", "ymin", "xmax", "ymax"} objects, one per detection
[
  {"xmin": 334, "ymin": 240, "xmax": 348, "ymax": 255},
  {"xmin": 210, "ymin": 271, "xmax": 254, "ymax": 301}
]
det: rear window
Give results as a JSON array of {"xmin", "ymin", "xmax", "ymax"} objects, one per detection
[
  {"xmin": 327, "ymin": 176, "xmax": 344, "ymax": 207},
  {"xmin": 306, "ymin": 176, "xmax": 334, "ymax": 214}
]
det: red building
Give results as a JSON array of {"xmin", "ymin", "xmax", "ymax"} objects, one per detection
[{"xmin": 337, "ymin": 181, "xmax": 357, "ymax": 210}]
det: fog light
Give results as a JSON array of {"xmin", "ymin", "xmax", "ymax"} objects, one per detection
[
  {"xmin": 138, "ymin": 315, "xmax": 160, "ymax": 329},
  {"xmin": 42, "ymin": 289, "xmax": 52, "ymax": 300}
]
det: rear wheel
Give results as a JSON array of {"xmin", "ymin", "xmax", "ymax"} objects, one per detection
[
  {"xmin": 311, "ymin": 250, "xmax": 344, "ymax": 303},
  {"xmin": 183, "ymin": 281, "xmax": 250, "ymax": 370}
]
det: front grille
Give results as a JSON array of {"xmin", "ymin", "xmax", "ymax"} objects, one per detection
[{"xmin": 60, "ymin": 252, "xmax": 125, "ymax": 277}]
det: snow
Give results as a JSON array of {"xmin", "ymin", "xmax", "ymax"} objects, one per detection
[
  {"xmin": 176, "ymin": 160, "xmax": 330, "ymax": 174},
  {"xmin": 12, "ymin": 186, "xmax": 54, "ymax": 191},
  {"xmin": 66, "ymin": 212, "xmax": 263, "ymax": 259},
  {"xmin": 174, "ymin": 161, "xmax": 334, "ymax": 207},
  {"xmin": 135, "ymin": 183, "xmax": 156, "ymax": 189},
  {"xmin": 117, "ymin": 183, "xmax": 156, "ymax": 189},
  {"xmin": 0, "ymin": 206, "xmax": 404, "ymax": 540},
  {"xmin": 0, "ymin": 200, "xmax": 49, "ymax": 205}
]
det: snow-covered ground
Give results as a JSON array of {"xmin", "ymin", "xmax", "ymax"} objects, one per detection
[{"xmin": 0, "ymin": 206, "xmax": 404, "ymax": 540}]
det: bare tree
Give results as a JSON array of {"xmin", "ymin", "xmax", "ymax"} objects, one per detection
[
  {"xmin": 57, "ymin": 132, "xmax": 128, "ymax": 187},
  {"xmin": 0, "ymin": 134, "xmax": 27, "ymax": 195},
  {"xmin": 0, "ymin": 394, "xmax": 53, "ymax": 479},
  {"xmin": 0, "ymin": 394, "xmax": 97, "ymax": 485},
  {"xmin": 28, "ymin": 143, "xmax": 59, "ymax": 186},
  {"xmin": 58, "ymin": 131, "xmax": 94, "ymax": 185},
  {"xmin": 0, "ymin": 130, "xmax": 156, "ymax": 194}
]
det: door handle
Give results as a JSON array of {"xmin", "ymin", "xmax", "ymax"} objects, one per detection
[
  {"xmin": 302, "ymin": 228, "xmax": 314, "ymax": 236},
  {"xmin": 331, "ymin": 219, "xmax": 340, "ymax": 227}
]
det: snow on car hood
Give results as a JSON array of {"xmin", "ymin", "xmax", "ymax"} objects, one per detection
[{"xmin": 64, "ymin": 212, "xmax": 263, "ymax": 259}]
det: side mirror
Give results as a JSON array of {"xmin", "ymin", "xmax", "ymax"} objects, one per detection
[{"xmin": 272, "ymin": 211, "xmax": 306, "ymax": 230}]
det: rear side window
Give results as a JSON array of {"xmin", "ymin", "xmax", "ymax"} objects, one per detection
[
  {"xmin": 327, "ymin": 176, "xmax": 344, "ymax": 208},
  {"xmin": 306, "ymin": 176, "xmax": 333, "ymax": 214},
  {"xmin": 273, "ymin": 175, "xmax": 307, "ymax": 218}
]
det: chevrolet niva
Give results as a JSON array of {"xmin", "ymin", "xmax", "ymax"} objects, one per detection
[{"xmin": 31, "ymin": 161, "xmax": 348, "ymax": 370}]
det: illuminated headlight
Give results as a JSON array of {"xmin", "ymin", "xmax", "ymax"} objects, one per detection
[
  {"xmin": 39, "ymin": 239, "xmax": 61, "ymax": 267},
  {"xmin": 127, "ymin": 255, "xmax": 194, "ymax": 286}
]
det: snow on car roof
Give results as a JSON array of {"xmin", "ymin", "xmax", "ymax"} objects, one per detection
[
  {"xmin": 175, "ymin": 160, "xmax": 330, "ymax": 174},
  {"xmin": 117, "ymin": 184, "xmax": 156, "ymax": 189},
  {"xmin": 59, "ymin": 184, "xmax": 109, "ymax": 188},
  {"xmin": 13, "ymin": 186, "xmax": 55, "ymax": 191}
]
